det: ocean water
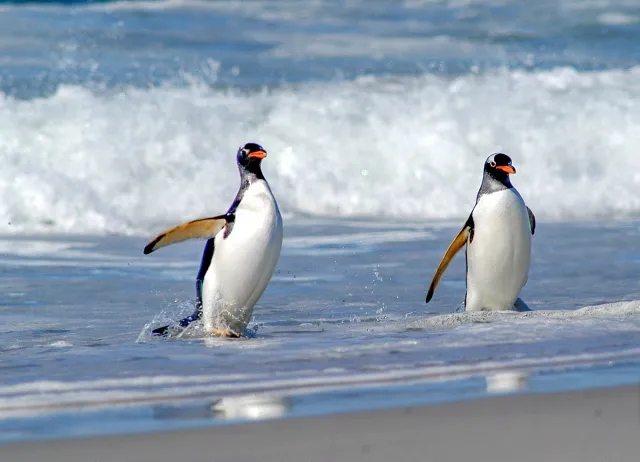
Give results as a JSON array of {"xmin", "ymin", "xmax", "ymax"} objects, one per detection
[{"xmin": 0, "ymin": 0, "xmax": 639, "ymax": 442}]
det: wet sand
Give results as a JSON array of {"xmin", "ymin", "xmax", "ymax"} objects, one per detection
[{"xmin": 4, "ymin": 384, "xmax": 639, "ymax": 462}]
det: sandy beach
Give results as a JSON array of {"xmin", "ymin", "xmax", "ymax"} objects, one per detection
[{"xmin": 4, "ymin": 384, "xmax": 639, "ymax": 462}]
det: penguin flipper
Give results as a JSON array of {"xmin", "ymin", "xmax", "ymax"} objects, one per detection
[
  {"xmin": 527, "ymin": 207, "xmax": 536, "ymax": 235},
  {"xmin": 426, "ymin": 217, "xmax": 473, "ymax": 304},
  {"xmin": 144, "ymin": 215, "xmax": 229, "ymax": 254}
]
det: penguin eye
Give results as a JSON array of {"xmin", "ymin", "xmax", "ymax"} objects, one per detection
[{"xmin": 490, "ymin": 161, "xmax": 496, "ymax": 168}]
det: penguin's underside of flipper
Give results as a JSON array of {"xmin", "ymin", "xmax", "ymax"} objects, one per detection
[
  {"xmin": 425, "ymin": 214, "xmax": 474, "ymax": 305},
  {"xmin": 143, "ymin": 214, "xmax": 232, "ymax": 255}
]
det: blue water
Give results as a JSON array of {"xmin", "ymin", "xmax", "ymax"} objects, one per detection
[
  {"xmin": 3, "ymin": 0, "xmax": 640, "ymax": 99},
  {"xmin": 0, "ymin": 0, "xmax": 639, "ymax": 443}
]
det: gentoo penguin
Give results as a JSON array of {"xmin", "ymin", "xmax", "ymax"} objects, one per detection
[
  {"xmin": 144, "ymin": 143, "xmax": 283, "ymax": 337},
  {"xmin": 425, "ymin": 153, "xmax": 535, "ymax": 311}
]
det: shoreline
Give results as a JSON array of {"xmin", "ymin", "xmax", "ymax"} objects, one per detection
[{"xmin": 4, "ymin": 384, "xmax": 639, "ymax": 462}]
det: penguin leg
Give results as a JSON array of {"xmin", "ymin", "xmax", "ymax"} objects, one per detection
[
  {"xmin": 144, "ymin": 215, "xmax": 229, "ymax": 254},
  {"xmin": 209, "ymin": 329, "xmax": 241, "ymax": 338},
  {"xmin": 188, "ymin": 238, "xmax": 214, "ymax": 322},
  {"xmin": 426, "ymin": 217, "xmax": 473, "ymax": 304},
  {"xmin": 513, "ymin": 297, "xmax": 532, "ymax": 312}
]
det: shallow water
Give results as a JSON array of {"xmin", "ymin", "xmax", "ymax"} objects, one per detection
[{"xmin": 0, "ymin": 219, "xmax": 639, "ymax": 440}]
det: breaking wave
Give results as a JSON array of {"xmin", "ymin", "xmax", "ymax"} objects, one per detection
[{"xmin": 1, "ymin": 66, "xmax": 639, "ymax": 234}]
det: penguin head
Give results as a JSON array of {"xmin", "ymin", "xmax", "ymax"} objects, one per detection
[
  {"xmin": 484, "ymin": 153, "xmax": 515, "ymax": 184},
  {"xmin": 237, "ymin": 143, "xmax": 267, "ymax": 171},
  {"xmin": 237, "ymin": 142, "xmax": 267, "ymax": 166}
]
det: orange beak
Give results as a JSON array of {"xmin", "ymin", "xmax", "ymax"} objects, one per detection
[
  {"xmin": 248, "ymin": 150, "xmax": 267, "ymax": 159},
  {"xmin": 496, "ymin": 165, "xmax": 516, "ymax": 174}
]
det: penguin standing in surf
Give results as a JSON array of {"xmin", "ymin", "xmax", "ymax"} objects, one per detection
[
  {"xmin": 144, "ymin": 143, "xmax": 283, "ymax": 337},
  {"xmin": 426, "ymin": 153, "xmax": 535, "ymax": 311}
]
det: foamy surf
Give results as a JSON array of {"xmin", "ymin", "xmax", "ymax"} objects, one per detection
[
  {"xmin": 409, "ymin": 300, "xmax": 640, "ymax": 329},
  {"xmin": 1, "ymin": 67, "xmax": 640, "ymax": 235}
]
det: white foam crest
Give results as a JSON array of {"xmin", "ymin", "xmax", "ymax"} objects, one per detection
[
  {"xmin": 2, "ymin": 67, "xmax": 640, "ymax": 234},
  {"xmin": 410, "ymin": 300, "xmax": 640, "ymax": 329},
  {"xmin": 598, "ymin": 12, "xmax": 640, "ymax": 25}
]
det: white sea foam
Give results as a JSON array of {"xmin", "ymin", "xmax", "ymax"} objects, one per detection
[
  {"xmin": 1, "ymin": 67, "xmax": 640, "ymax": 235},
  {"xmin": 598, "ymin": 12, "xmax": 640, "ymax": 25},
  {"xmin": 410, "ymin": 300, "xmax": 640, "ymax": 329}
]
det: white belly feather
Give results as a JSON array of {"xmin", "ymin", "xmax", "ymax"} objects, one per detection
[
  {"xmin": 202, "ymin": 180, "xmax": 283, "ymax": 334},
  {"xmin": 465, "ymin": 188, "xmax": 531, "ymax": 311}
]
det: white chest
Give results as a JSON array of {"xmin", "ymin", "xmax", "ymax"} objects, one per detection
[
  {"xmin": 213, "ymin": 180, "xmax": 283, "ymax": 281},
  {"xmin": 472, "ymin": 188, "xmax": 529, "ymax": 238},
  {"xmin": 466, "ymin": 188, "xmax": 532, "ymax": 311}
]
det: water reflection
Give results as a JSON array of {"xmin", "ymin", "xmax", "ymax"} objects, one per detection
[
  {"xmin": 153, "ymin": 394, "xmax": 290, "ymax": 422},
  {"xmin": 486, "ymin": 371, "xmax": 529, "ymax": 393},
  {"xmin": 212, "ymin": 395, "xmax": 291, "ymax": 420}
]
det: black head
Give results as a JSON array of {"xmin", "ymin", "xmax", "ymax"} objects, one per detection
[
  {"xmin": 236, "ymin": 142, "xmax": 267, "ymax": 179},
  {"xmin": 237, "ymin": 143, "xmax": 267, "ymax": 168},
  {"xmin": 484, "ymin": 152, "xmax": 515, "ymax": 185}
]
